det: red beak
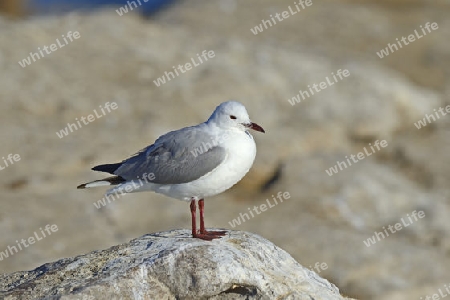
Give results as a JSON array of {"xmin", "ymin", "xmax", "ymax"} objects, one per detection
[{"xmin": 245, "ymin": 122, "xmax": 265, "ymax": 133}]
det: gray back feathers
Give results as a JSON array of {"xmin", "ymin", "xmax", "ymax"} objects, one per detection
[{"xmin": 113, "ymin": 125, "xmax": 226, "ymax": 184}]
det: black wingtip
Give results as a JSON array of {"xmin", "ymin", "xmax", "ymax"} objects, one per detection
[
  {"xmin": 91, "ymin": 163, "xmax": 122, "ymax": 174},
  {"xmin": 77, "ymin": 183, "xmax": 86, "ymax": 189}
]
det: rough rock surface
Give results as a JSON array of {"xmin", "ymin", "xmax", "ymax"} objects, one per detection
[{"xmin": 0, "ymin": 230, "xmax": 350, "ymax": 300}]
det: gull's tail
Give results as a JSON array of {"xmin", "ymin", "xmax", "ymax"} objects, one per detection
[{"xmin": 77, "ymin": 176, "xmax": 126, "ymax": 189}]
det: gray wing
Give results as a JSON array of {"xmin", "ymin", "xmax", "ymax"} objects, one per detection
[{"xmin": 113, "ymin": 125, "xmax": 226, "ymax": 184}]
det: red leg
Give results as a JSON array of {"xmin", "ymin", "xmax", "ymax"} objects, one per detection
[
  {"xmin": 190, "ymin": 199, "xmax": 213, "ymax": 240},
  {"xmin": 189, "ymin": 199, "xmax": 225, "ymax": 240},
  {"xmin": 190, "ymin": 199, "xmax": 197, "ymax": 238},
  {"xmin": 199, "ymin": 199, "xmax": 206, "ymax": 234},
  {"xmin": 198, "ymin": 199, "xmax": 226, "ymax": 238}
]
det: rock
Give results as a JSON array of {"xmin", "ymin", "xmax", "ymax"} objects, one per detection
[{"xmin": 0, "ymin": 230, "xmax": 350, "ymax": 300}]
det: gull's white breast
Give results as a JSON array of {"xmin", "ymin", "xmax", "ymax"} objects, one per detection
[{"xmin": 154, "ymin": 128, "xmax": 257, "ymax": 201}]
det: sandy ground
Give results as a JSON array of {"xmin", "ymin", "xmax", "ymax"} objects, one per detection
[{"xmin": 0, "ymin": 0, "xmax": 449, "ymax": 299}]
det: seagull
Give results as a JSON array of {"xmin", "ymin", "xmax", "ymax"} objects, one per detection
[{"xmin": 77, "ymin": 101, "xmax": 265, "ymax": 240}]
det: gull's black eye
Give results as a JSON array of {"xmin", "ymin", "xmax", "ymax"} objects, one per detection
[{"xmin": 230, "ymin": 115, "xmax": 237, "ymax": 119}]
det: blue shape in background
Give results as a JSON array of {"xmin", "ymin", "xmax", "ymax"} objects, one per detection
[{"xmin": 29, "ymin": 0, "xmax": 177, "ymax": 16}]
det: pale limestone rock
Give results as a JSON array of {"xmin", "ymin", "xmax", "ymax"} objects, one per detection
[{"xmin": 0, "ymin": 230, "xmax": 351, "ymax": 300}]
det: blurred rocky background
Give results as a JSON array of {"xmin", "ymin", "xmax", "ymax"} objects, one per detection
[{"xmin": 0, "ymin": 0, "xmax": 449, "ymax": 299}]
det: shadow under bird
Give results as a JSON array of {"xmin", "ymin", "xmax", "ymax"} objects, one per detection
[{"xmin": 78, "ymin": 101, "xmax": 265, "ymax": 240}]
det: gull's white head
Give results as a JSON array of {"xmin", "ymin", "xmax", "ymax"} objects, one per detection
[{"xmin": 207, "ymin": 101, "xmax": 265, "ymax": 133}]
